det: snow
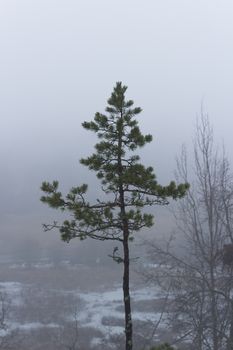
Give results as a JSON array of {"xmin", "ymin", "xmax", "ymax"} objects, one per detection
[
  {"xmin": 0, "ymin": 282, "xmax": 23, "ymax": 306},
  {"xmin": 9, "ymin": 262, "xmax": 54, "ymax": 269},
  {"xmin": 76, "ymin": 284, "xmax": 166, "ymax": 336},
  {"xmin": 90, "ymin": 337, "xmax": 103, "ymax": 347},
  {"xmin": 131, "ymin": 286, "xmax": 162, "ymax": 300},
  {"xmin": 77, "ymin": 287, "xmax": 124, "ymax": 335},
  {"xmin": 0, "ymin": 268, "xmax": 167, "ymax": 344},
  {"xmin": 0, "ymin": 280, "xmax": 165, "ymax": 337},
  {"xmin": 18, "ymin": 322, "xmax": 59, "ymax": 331}
]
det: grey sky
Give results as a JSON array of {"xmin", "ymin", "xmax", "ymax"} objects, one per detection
[{"xmin": 1, "ymin": 1, "xmax": 233, "ymax": 252}]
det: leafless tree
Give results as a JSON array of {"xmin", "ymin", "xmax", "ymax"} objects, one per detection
[
  {"xmin": 146, "ymin": 114, "xmax": 233, "ymax": 350},
  {"xmin": 0, "ymin": 291, "xmax": 22, "ymax": 350},
  {"xmin": 50, "ymin": 307, "xmax": 80, "ymax": 350}
]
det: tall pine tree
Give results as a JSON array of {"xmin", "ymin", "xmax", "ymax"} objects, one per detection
[{"xmin": 41, "ymin": 82, "xmax": 189, "ymax": 350}]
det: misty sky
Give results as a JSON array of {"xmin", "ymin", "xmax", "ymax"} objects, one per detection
[{"xmin": 1, "ymin": 1, "xmax": 233, "ymax": 253}]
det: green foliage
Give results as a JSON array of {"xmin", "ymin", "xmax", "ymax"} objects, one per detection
[
  {"xmin": 40, "ymin": 81, "xmax": 189, "ymax": 243},
  {"xmin": 40, "ymin": 82, "xmax": 189, "ymax": 350}
]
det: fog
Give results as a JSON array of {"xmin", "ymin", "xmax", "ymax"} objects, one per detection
[
  {"xmin": 0, "ymin": 0, "xmax": 233, "ymax": 266},
  {"xmin": 1, "ymin": 1, "xmax": 233, "ymax": 349}
]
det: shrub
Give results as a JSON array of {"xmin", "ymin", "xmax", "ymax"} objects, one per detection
[{"xmin": 150, "ymin": 343, "xmax": 176, "ymax": 350}]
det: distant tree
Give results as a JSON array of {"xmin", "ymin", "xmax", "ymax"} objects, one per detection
[
  {"xmin": 149, "ymin": 344, "xmax": 177, "ymax": 350},
  {"xmin": 56, "ymin": 307, "xmax": 79, "ymax": 350},
  {"xmin": 40, "ymin": 82, "xmax": 189, "ymax": 350},
  {"xmin": 0, "ymin": 291, "xmax": 21, "ymax": 349}
]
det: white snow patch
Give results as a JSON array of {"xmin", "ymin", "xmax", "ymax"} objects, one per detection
[
  {"xmin": 18, "ymin": 322, "xmax": 59, "ymax": 331},
  {"xmin": 0, "ymin": 282, "xmax": 23, "ymax": 306},
  {"xmin": 131, "ymin": 286, "xmax": 162, "ymax": 300},
  {"xmin": 90, "ymin": 337, "xmax": 102, "ymax": 347},
  {"xmin": 75, "ymin": 284, "xmax": 165, "ymax": 336}
]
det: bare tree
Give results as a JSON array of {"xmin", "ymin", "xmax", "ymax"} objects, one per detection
[
  {"xmin": 58, "ymin": 308, "xmax": 80, "ymax": 350},
  {"xmin": 0, "ymin": 291, "xmax": 21, "ymax": 350},
  {"xmin": 146, "ymin": 114, "xmax": 233, "ymax": 350}
]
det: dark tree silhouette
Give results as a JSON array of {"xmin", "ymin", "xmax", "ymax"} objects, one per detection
[{"xmin": 40, "ymin": 82, "xmax": 189, "ymax": 350}]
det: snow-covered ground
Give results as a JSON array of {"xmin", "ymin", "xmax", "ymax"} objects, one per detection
[
  {"xmin": 0, "ymin": 261, "xmax": 169, "ymax": 349},
  {"xmin": 0, "ymin": 279, "xmax": 166, "ymax": 336},
  {"xmin": 0, "ymin": 281, "xmax": 23, "ymax": 306},
  {"xmin": 78, "ymin": 284, "xmax": 166, "ymax": 336}
]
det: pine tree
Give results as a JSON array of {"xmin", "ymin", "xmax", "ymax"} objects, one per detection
[{"xmin": 41, "ymin": 82, "xmax": 189, "ymax": 350}]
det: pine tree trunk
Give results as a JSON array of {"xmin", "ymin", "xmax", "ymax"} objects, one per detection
[
  {"xmin": 123, "ymin": 232, "xmax": 133, "ymax": 350},
  {"xmin": 118, "ymin": 112, "xmax": 133, "ymax": 350}
]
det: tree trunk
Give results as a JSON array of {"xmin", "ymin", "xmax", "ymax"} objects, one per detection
[
  {"xmin": 227, "ymin": 299, "xmax": 233, "ymax": 350},
  {"xmin": 210, "ymin": 267, "xmax": 218, "ymax": 350},
  {"xmin": 117, "ymin": 111, "xmax": 133, "ymax": 350},
  {"xmin": 123, "ymin": 233, "xmax": 132, "ymax": 350}
]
